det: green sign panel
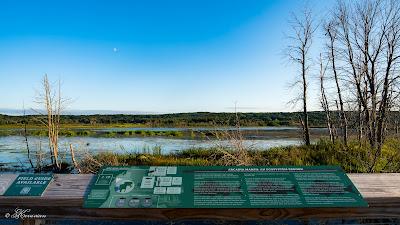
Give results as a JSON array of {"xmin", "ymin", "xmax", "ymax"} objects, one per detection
[
  {"xmin": 4, "ymin": 174, "xmax": 53, "ymax": 196},
  {"xmin": 83, "ymin": 166, "xmax": 368, "ymax": 208}
]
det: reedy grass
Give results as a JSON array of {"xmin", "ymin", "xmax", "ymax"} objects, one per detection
[
  {"xmin": 77, "ymin": 138, "xmax": 400, "ymax": 174},
  {"xmin": 0, "ymin": 129, "xmax": 186, "ymax": 138}
]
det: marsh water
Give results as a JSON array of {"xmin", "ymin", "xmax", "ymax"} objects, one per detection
[{"xmin": 0, "ymin": 127, "xmax": 326, "ymax": 170}]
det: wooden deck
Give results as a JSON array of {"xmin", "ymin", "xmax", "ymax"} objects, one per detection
[{"xmin": 0, "ymin": 173, "xmax": 399, "ymax": 220}]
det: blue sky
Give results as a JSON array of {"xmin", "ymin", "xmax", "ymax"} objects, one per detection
[{"xmin": 0, "ymin": 0, "xmax": 335, "ymax": 113}]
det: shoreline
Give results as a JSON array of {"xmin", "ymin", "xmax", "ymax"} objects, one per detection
[
  {"xmin": 1, "ymin": 138, "xmax": 399, "ymax": 173},
  {"xmin": 0, "ymin": 125, "xmax": 327, "ymax": 138}
]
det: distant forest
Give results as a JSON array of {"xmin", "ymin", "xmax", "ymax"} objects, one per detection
[
  {"xmin": 0, "ymin": 112, "xmax": 332, "ymax": 127},
  {"xmin": 1, "ymin": 111, "xmax": 399, "ymax": 128}
]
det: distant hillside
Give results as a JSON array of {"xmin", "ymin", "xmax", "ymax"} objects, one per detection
[{"xmin": 0, "ymin": 112, "xmax": 330, "ymax": 127}]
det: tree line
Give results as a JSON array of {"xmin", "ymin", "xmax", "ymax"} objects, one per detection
[
  {"xmin": 287, "ymin": 0, "xmax": 400, "ymax": 172},
  {"xmin": 0, "ymin": 112, "xmax": 333, "ymax": 127}
]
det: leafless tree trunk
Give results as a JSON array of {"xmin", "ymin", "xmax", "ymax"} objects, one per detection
[
  {"xmin": 69, "ymin": 144, "xmax": 81, "ymax": 173},
  {"xmin": 35, "ymin": 74, "xmax": 67, "ymax": 171},
  {"xmin": 22, "ymin": 104, "xmax": 34, "ymax": 169},
  {"xmin": 286, "ymin": 7, "xmax": 316, "ymax": 145},
  {"xmin": 319, "ymin": 54, "xmax": 335, "ymax": 142},
  {"xmin": 357, "ymin": 99, "xmax": 364, "ymax": 142},
  {"xmin": 325, "ymin": 21, "xmax": 348, "ymax": 146},
  {"xmin": 327, "ymin": 0, "xmax": 400, "ymax": 171}
]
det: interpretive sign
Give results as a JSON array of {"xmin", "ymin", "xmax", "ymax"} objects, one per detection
[
  {"xmin": 83, "ymin": 166, "xmax": 368, "ymax": 208},
  {"xmin": 3, "ymin": 174, "xmax": 53, "ymax": 196}
]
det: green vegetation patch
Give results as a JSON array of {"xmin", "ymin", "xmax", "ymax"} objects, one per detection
[
  {"xmin": 80, "ymin": 138, "xmax": 400, "ymax": 174},
  {"xmin": 0, "ymin": 111, "xmax": 350, "ymax": 128}
]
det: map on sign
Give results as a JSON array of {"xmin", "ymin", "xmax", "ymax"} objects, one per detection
[{"xmin": 83, "ymin": 166, "xmax": 368, "ymax": 208}]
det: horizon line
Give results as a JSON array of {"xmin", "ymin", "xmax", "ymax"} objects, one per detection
[{"xmin": 0, "ymin": 108, "xmax": 333, "ymax": 116}]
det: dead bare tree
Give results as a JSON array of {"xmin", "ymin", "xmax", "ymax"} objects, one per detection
[
  {"xmin": 34, "ymin": 74, "xmax": 67, "ymax": 171},
  {"xmin": 22, "ymin": 103, "xmax": 34, "ymax": 169},
  {"xmin": 69, "ymin": 144, "xmax": 81, "ymax": 173},
  {"xmin": 325, "ymin": 19, "xmax": 348, "ymax": 146},
  {"xmin": 326, "ymin": 0, "xmax": 400, "ymax": 171},
  {"xmin": 319, "ymin": 54, "xmax": 336, "ymax": 142},
  {"xmin": 208, "ymin": 103, "xmax": 252, "ymax": 166},
  {"xmin": 285, "ymin": 7, "xmax": 316, "ymax": 145}
]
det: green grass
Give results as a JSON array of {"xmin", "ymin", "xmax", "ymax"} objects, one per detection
[
  {"xmin": 100, "ymin": 130, "xmax": 185, "ymax": 138},
  {"xmin": 80, "ymin": 138, "xmax": 400, "ymax": 174},
  {"xmin": 251, "ymin": 138, "xmax": 400, "ymax": 173},
  {"xmin": 0, "ymin": 128, "xmax": 186, "ymax": 138}
]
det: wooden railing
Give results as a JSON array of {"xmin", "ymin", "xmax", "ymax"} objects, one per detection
[{"xmin": 0, "ymin": 173, "xmax": 399, "ymax": 221}]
